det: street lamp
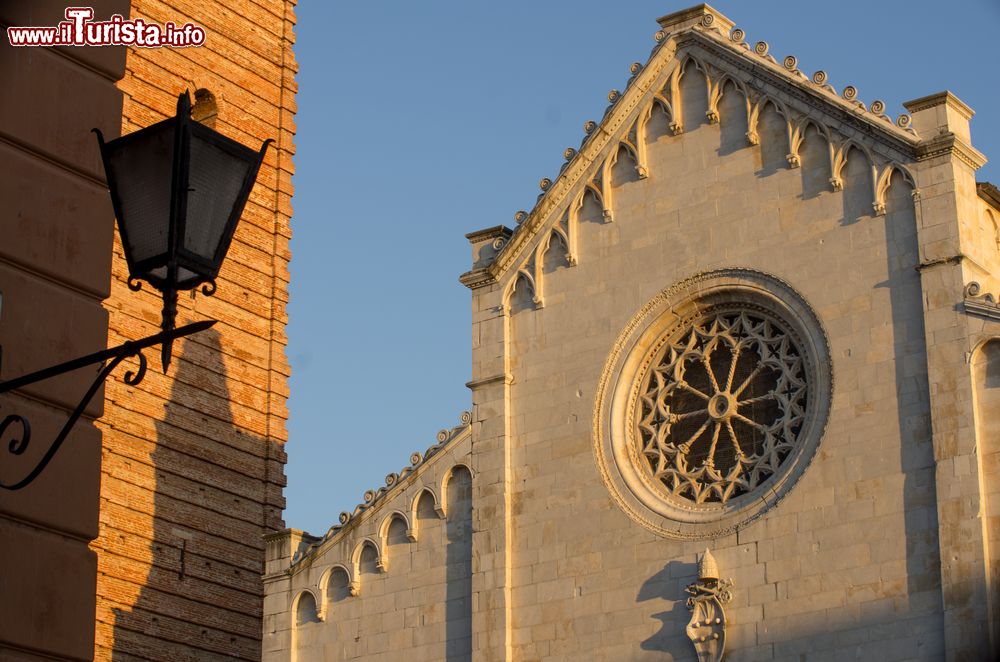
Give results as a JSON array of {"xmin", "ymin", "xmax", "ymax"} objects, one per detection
[
  {"xmin": 0, "ymin": 91, "xmax": 271, "ymax": 490},
  {"xmin": 93, "ymin": 91, "xmax": 272, "ymax": 369}
]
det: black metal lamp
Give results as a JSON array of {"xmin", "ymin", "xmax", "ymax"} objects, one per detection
[
  {"xmin": 0, "ymin": 92, "xmax": 273, "ymax": 491},
  {"xmin": 93, "ymin": 91, "xmax": 272, "ymax": 370}
]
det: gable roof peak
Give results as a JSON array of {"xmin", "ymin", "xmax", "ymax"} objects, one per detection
[{"xmin": 657, "ymin": 4, "xmax": 734, "ymax": 35}]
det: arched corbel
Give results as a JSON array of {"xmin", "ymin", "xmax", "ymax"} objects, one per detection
[
  {"xmin": 828, "ymin": 139, "xmax": 874, "ymax": 193},
  {"xmin": 873, "ymin": 162, "xmax": 919, "ymax": 216},
  {"xmin": 628, "ymin": 120, "xmax": 649, "ymax": 179},
  {"xmin": 786, "ymin": 121, "xmax": 803, "ymax": 169},
  {"xmin": 598, "ymin": 161, "xmax": 615, "ymax": 223},
  {"xmin": 746, "ymin": 100, "xmax": 761, "ymax": 146},
  {"xmin": 500, "ymin": 268, "xmax": 541, "ymax": 314},
  {"xmin": 291, "ymin": 589, "xmax": 323, "ymax": 624},
  {"xmin": 788, "ymin": 119, "xmax": 832, "ymax": 170},
  {"xmin": 378, "ymin": 510, "xmax": 412, "ymax": 555},
  {"xmin": 319, "ymin": 564, "xmax": 354, "ymax": 613},
  {"xmin": 438, "ymin": 463, "xmax": 474, "ymax": 519},
  {"xmin": 351, "ymin": 538, "xmax": 384, "ymax": 585}
]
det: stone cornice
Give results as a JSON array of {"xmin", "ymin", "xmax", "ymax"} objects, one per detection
[
  {"xmin": 977, "ymin": 182, "xmax": 1000, "ymax": 210},
  {"xmin": 459, "ymin": 267, "xmax": 496, "ymax": 289},
  {"xmin": 483, "ymin": 20, "xmax": 926, "ymax": 285},
  {"xmin": 486, "ymin": 36, "xmax": 678, "ymax": 280},
  {"xmin": 465, "ymin": 225, "xmax": 512, "ymax": 243},
  {"xmin": 915, "ymin": 133, "xmax": 988, "ymax": 170},
  {"xmin": 905, "ymin": 91, "xmax": 975, "ymax": 119},
  {"xmin": 683, "ymin": 30, "xmax": 919, "ymax": 157},
  {"xmin": 964, "ymin": 282, "xmax": 1000, "ymax": 321},
  {"xmin": 288, "ymin": 412, "xmax": 474, "ymax": 570}
]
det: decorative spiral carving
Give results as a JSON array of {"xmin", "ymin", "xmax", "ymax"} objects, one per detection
[
  {"xmin": 654, "ymin": 30, "xmax": 666, "ymax": 42},
  {"xmin": 563, "ymin": 147, "xmax": 577, "ymax": 161},
  {"xmin": 754, "ymin": 41, "xmax": 769, "ymax": 56},
  {"xmin": 782, "ymin": 55, "xmax": 797, "ymax": 70},
  {"xmin": 630, "ymin": 62, "xmax": 642, "ymax": 75},
  {"xmin": 584, "ymin": 120, "xmax": 598, "ymax": 134},
  {"xmin": 701, "ymin": 14, "xmax": 715, "ymax": 27},
  {"xmin": 539, "ymin": 177, "xmax": 552, "ymax": 191},
  {"xmin": 811, "ymin": 70, "xmax": 827, "ymax": 85},
  {"xmin": 491, "ymin": 237, "xmax": 506, "ymax": 251},
  {"xmin": 436, "ymin": 429, "xmax": 449, "ymax": 443},
  {"xmin": 460, "ymin": 410, "xmax": 472, "ymax": 424},
  {"xmin": 608, "ymin": 89, "xmax": 620, "ymax": 104},
  {"xmin": 965, "ymin": 282, "xmax": 983, "ymax": 298},
  {"xmin": 1, "ymin": 415, "xmax": 31, "ymax": 456},
  {"xmin": 410, "ymin": 452, "xmax": 422, "ymax": 466},
  {"xmin": 339, "ymin": 511, "xmax": 350, "ymax": 525},
  {"xmin": 123, "ymin": 351, "xmax": 148, "ymax": 386},
  {"xmin": 514, "ymin": 210, "xmax": 528, "ymax": 224},
  {"xmin": 870, "ymin": 99, "xmax": 886, "ymax": 115},
  {"xmin": 385, "ymin": 473, "xmax": 398, "ymax": 487},
  {"xmin": 895, "ymin": 114, "xmax": 912, "ymax": 129},
  {"xmin": 201, "ymin": 279, "xmax": 217, "ymax": 296},
  {"xmin": 730, "ymin": 28, "xmax": 745, "ymax": 42},
  {"xmin": 127, "ymin": 276, "xmax": 143, "ymax": 292},
  {"xmin": 842, "ymin": 85, "xmax": 858, "ymax": 101}
]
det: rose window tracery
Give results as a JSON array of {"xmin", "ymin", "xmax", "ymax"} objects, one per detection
[{"xmin": 636, "ymin": 309, "xmax": 808, "ymax": 504}]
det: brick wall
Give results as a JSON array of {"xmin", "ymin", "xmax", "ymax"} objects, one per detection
[{"xmin": 90, "ymin": 0, "xmax": 296, "ymax": 659}]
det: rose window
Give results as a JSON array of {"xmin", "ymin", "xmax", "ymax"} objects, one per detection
[{"xmin": 636, "ymin": 309, "xmax": 808, "ymax": 504}]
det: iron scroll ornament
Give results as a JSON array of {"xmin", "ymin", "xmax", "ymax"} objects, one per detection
[{"xmin": 0, "ymin": 320, "xmax": 214, "ymax": 490}]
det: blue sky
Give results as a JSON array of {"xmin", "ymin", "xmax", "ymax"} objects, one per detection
[{"xmin": 284, "ymin": 0, "xmax": 1000, "ymax": 535}]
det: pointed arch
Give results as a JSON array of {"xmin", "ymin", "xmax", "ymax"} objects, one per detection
[
  {"xmin": 609, "ymin": 141, "xmax": 641, "ymax": 188},
  {"xmin": 502, "ymin": 267, "xmax": 540, "ymax": 314},
  {"xmin": 787, "ymin": 118, "xmax": 831, "ymax": 169},
  {"xmin": 706, "ymin": 72, "xmax": 747, "ymax": 125},
  {"xmin": 873, "ymin": 162, "xmax": 919, "ymax": 215},
  {"xmin": 829, "ymin": 138, "xmax": 875, "ymax": 191},
  {"xmin": 746, "ymin": 95, "xmax": 790, "ymax": 147},
  {"xmin": 641, "ymin": 94, "xmax": 674, "ymax": 144}
]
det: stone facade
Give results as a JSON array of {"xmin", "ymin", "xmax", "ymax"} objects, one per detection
[
  {"xmin": 264, "ymin": 5, "xmax": 999, "ymax": 661},
  {"xmin": 90, "ymin": 0, "xmax": 297, "ymax": 660}
]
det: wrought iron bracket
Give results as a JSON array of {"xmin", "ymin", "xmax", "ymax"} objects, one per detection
[{"xmin": 0, "ymin": 320, "xmax": 215, "ymax": 490}]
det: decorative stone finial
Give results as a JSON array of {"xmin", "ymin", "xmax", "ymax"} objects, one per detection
[{"xmin": 698, "ymin": 548, "xmax": 720, "ymax": 581}]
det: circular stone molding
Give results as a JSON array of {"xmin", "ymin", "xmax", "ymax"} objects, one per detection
[{"xmin": 593, "ymin": 269, "xmax": 831, "ymax": 539}]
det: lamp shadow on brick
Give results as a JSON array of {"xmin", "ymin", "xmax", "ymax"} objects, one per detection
[
  {"xmin": 637, "ymin": 560, "xmax": 696, "ymax": 655},
  {"xmin": 110, "ymin": 328, "xmax": 283, "ymax": 661}
]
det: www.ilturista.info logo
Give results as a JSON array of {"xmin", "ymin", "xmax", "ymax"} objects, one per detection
[{"xmin": 7, "ymin": 7, "xmax": 206, "ymax": 48}]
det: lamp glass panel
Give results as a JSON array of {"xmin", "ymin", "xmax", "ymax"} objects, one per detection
[
  {"xmin": 106, "ymin": 122, "xmax": 174, "ymax": 264},
  {"xmin": 183, "ymin": 133, "xmax": 254, "ymax": 262}
]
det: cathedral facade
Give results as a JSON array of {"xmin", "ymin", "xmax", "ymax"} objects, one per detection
[{"xmin": 263, "ymin": 5, "xmax": 999, "ymax": 661}]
